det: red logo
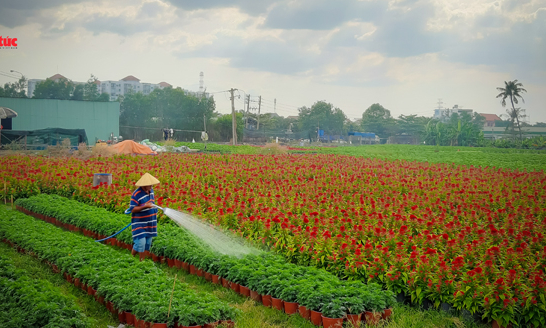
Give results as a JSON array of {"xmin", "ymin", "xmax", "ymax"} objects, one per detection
[{"xmin": 0, "ymin": 36, "xmax": 18, "ymax": 49}]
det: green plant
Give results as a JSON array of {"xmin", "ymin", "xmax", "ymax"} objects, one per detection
[
  {"xmin": 321, "ymin": 300, "xmax": 346, "ymax": 319},
  {"xmin": 279, "ymin": 283, "xmax": 299, "ymax": 302},
  {"xmin": 366, "ymin": 292, "xmax": 387, "ymax": 313},
  {"xmin": 0, "ymin": 207, "xmax": 234, "ymax": 326},
  {"xmin": 384, "ymin": 289, "xmax": 397, "ymax": 309},
  {"xmin": 343, "ymin": 296, "xmax": 365, "ymax": 315},
  {"xmin": 304, "ymin": 287, "xmax": 333, "ymax": 312}
]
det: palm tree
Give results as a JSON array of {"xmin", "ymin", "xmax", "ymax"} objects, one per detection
[{"xmin": 496, "ymin": 80, "xmax": 527, "ymax": 142}]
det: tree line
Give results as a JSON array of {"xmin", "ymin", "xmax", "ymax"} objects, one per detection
[
  {"xmin": 1, "ymin": 76, "xmax": 542, "ymax": 147},
  {"xmin": 0, "ymin": 75, "xmax": 109, "ymax": 101}
]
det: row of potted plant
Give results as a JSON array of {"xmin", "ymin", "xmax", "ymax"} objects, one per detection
[
  {"xmin": 15, "ymin": 194, "xmax": 397, "ymax": 327},
  {"xmin": 0, "ymin": 253, "xmax": 91, "ymax": 328},
  {"xmin": 202, "ymin": 254, "xmax": 396, "ymax": 327},
  {"xmin": 0, "ymin": 207, "xmax": 238, "ymax": 328}
]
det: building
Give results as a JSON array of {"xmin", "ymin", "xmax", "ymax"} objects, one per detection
[
  {"xmin": 482, "ymin": 126, "xmax": 546, "ymax": 140},
  {"xmin": 0, "ymin": 97, "xmax": 119, "ymax": 145},
  {"xmin": 479, "ymin": 113, "xmax": 502, "ymax": 127},
  {"xmin": 27, "ymin": 74, "xmax": 175, "ymax": 100},
  {"xmin": 433, "ymin": 105, "xmax": 473, "ymax": 122}
]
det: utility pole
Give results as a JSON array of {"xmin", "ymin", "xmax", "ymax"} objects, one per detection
[
  {"xmin": 257, "ymin": 96, "xmax": 262, "ymax": 130},
  {"xmin": 317, "ymin": 121, "xmax": 320, "ymax": 142},
  {"xmin": 230, "ymin": 88, "xmax": 237, "ymax": 145},
  {"xmin": 203, "ymin": 114, "xmax": 207, "ymax": 149},
  {"xmin": 245, "ymin": 94, "xmax": 251, "ymax": 129}
]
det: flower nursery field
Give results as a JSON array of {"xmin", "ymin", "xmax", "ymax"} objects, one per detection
[
  {"xmin": 1, "ymin": 149, "xmax": 546, "ymax": 327},
  {"xmin": 175, "ymin": 143, "xmax": 546, "ymax": 172}
]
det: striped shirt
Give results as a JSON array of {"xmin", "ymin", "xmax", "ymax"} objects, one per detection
[{"xmin": 129, "ymin": 187, "xmax": 158, "ymax": 239}]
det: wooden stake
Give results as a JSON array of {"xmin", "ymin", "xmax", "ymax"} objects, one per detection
[
  {"xmin": 4, "ymin": 182, "xmax": 6, "ymax": 205},
  {"xmin": 167, "ymin": 274, "xmax": 177, "ymax": 318},
  {"xmin": 11, "ymin": 195, "xmax": 14, "ymax": 209}
]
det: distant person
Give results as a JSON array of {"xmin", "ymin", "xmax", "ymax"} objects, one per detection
[
  {"xmin": 163, "ymin": 128, "xmax": 168, "ymax": 141},
  {"xmin": 169, "ymin": 128, "xmax": 174, "ymax": 139}
]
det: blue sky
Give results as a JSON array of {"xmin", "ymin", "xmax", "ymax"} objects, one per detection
[{"xmin": 1, "ymin": 0, "xmax": 545, "ymax": 122}]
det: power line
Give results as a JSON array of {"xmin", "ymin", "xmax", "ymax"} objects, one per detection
[{"xmin": 0, "ymin": 72, "xmax": 20, "ymax": 80}]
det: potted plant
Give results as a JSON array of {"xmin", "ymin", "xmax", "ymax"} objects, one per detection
[
  {"xmin": 382, "ymin": 290, "xmax": 396, "ymax": 320},
  {"xmin": 257, "ymin": 277, "xmax": 273, "ymax": 307},
  {"xmin": 279, "ymin": 284, "xmax": 299, "ymax": 315},
  {"xmin": 321, "ymin": 300, "xmax": 346, "ymax": 328},
  {"xmin": 343, "ymin": 296, "xmax": 364, "ymax": 327},
  {"xmin": 364, "ymin": 292, "xmax": 385, "ymax": 326},
  {"xmin": 483, "ymin": 294, "xmax": 516, "ymax": 328},
  {"xmin": 304, "ymin": 288, "xmax": 332, "ymax": 326}
]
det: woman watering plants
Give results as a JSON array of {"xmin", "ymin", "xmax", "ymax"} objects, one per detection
[{"xmin": 128, "ymin": 173, "xmax": 160, "ymax": 261}]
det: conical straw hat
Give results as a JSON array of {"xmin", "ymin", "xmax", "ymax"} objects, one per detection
[{"xmin": 135, "ymin": 173, "xmax": 160, "ymax": 186}]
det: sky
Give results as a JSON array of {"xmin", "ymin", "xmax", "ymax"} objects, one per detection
[{"xmin": 0, "ymin": 0, "xmax": 545, "ymax": 122}]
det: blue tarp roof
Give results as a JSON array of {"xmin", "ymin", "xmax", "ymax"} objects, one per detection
[{"xmin": 348, "ymin": 132, "xmax": 375, "ymax": 137}]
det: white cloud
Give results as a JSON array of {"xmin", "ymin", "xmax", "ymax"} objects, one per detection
[{"xmin": 1, "ymin": 0, "xmax": 545, "ymax": 123}]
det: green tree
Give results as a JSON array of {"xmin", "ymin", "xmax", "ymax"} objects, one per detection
[
  {"xmin": 361, "ymin": 103, "xmax": 396, "ymax": 140},
  {"xmin": 83, "ymin": 75, "xmax": 109, "ymax": 101},
  {"xmin": 0, "ymin": 77, "xmax": 27, "ymax": 98},
  {"xmin": 209, "ymin": 112, "xmax": 243, "ymax": 142},
  {"xmin": 119, "ymin": 87, "xmax": 217, "ymax": 141},
  {"xmin": 396, "ymin": 114, "xmax": 429, "ymax": 140},
  {"xmin": 71, "ymin": 84, "xmax": 84, "ymax": 101},
  {"xmin": 496, "ymin": 80, "xmax": 527, "ymax": 142},
  {"xmin": 424, "ymin": 113, "xmax": 484, "ymax": 146},
  {"xmin": 33, "ymin": 77, "xmax": 75, "ymax": 100},
  {"xmin": 83, "ymin": 75, "xmax": 100, "ymax": 101},
  {"xmin": 298, "ymin": 101, "xmax": 346, "ymax": 141}
]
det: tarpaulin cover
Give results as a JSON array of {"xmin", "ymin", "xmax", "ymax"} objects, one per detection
[
  {"xmin": 111, "ymin": 140, "xmax": 157, "ymax": 155},
  {"xmin": 1, "ymin": 127, "xmax": 88, "ymax": 149}
]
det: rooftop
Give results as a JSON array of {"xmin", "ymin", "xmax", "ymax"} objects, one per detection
[
  {"xmin": 49, "ymin": 74, "xmax": 68, "ymax": 81},
  {"xmin": 121, "ymin": 75, "xmax": 140, "ymax": 82},
  {"xmin": 479, "ymin": 113, "xmax": 502, "ymax": 121}
]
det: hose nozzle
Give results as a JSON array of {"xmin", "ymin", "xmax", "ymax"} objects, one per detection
[{"xmin": 152, "ymin": 204, "xmax": 165, "ymax": 211}]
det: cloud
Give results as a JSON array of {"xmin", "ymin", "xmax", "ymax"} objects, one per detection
[
  {"xmin": 0, "ymin": 0, "xmax": 87, "ymax": 28},
  {"xmin": 178, "ymin": 34, "xmax": 317, "ymax": 74},
  {"xmin": 264, "ymin": 0, "xmax": 386, "ymax": 30},
  {"xmin": 447, "ymin": 7, "xmax": 546, "ymax": 81},
  {"xmin": 83, "ymin": 14, "xmax": 147, "ymax": 36},
  {"xmin": 164, "ymin": 0, "xmax": 276, "ymax": 14},
  {"xmin": 325, "ymin": 1, "xmax": 449, "ymax": 58},
  {"xmin": 139, "ymin": 1, "xmax": 165, "ymax": 18},
  {"xmin": 365, "ymin": 2, "xmax": 448, "ymax": 57}
]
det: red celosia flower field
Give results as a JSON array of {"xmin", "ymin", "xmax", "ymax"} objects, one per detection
[{"xmin": 2, "ymin": 154, "xmax": 546, "ymax": 325}]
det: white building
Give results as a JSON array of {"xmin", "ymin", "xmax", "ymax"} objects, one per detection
[
  {"xmin": 99, "ymin": 75, "xmax": 174, "ymax": 101},
  {"xmin": 433, "ymin": 104, "xmax": 473, "ymax": 122},
  {"xmin": 27, "ymin": 74, "xmax": 173, "ymax": 100}
]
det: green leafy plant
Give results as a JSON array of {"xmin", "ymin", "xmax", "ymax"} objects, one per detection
[
  {"xmin": 321, "ymin": 300, "xmax": 346, "ymax": 319},
  {"xmin": 343, "ymin": 296, "xmax": 365, "ymax": 315}
]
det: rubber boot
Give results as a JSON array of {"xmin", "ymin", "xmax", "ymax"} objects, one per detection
[
  {"xmin": 139, "ymin": 252, "xmax": 146, "ymax": 262},
  {"xmin": 144, "ymin": 250, "xmax": 150, "ymax": 260}
]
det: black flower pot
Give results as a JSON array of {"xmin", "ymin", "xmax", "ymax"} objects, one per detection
[{"xmin": 440, "ymin": 302, "xmax": 452, "ymax": 312}]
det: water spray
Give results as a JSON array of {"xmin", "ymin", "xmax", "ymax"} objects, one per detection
[{"xmin": 97, "ymin": 204, "xmax": 259, "ymax": 257}]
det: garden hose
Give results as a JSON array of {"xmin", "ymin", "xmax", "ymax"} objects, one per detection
[
  {"xmin": 95, "ymin": 222, "xmax": 132, "ymax": 243},
  {"xmin": 95, "ymin": 204, "xmax": 165, "ymax": 243}
]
